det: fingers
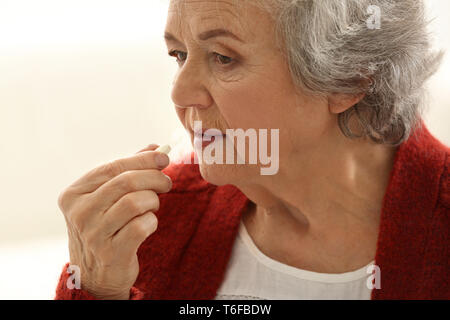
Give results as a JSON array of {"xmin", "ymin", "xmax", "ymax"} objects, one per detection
[
  {"xmin": 88, "ymin": 169, "xmax": 172, "ymax": 213},
  {"xmin": 58, "ymin": 143, "xmax": 173, "ymax": 298},
  {"xmin": 101, "ymin": 190, "xmax": 160, "ymax": 237},
  {"xmin": 69, "ymin": 148, "xmax": 171, "ymax": 194},
  {"xmin": 112, "ymin": 211, "xmax": 158, "ymax": 259}
]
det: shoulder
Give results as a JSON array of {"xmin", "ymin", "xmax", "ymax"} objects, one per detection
[
  {"xmin": 395, "ymin": 123, "xmax": 449, "ymax": 199},
  {"xmin": 410, "ymin": 124, "xmax": 450, "ymax": 209},
  {"xmin": 400, "ymin": 122, "xmax": 449, "ymax": 171},
  {"xmin": 399, "ymin": 123, "xmax": 450, "ymax": 225},
  {"xmin": 383, "ymin": 123, "xmax": 449, "ymax": 226}
]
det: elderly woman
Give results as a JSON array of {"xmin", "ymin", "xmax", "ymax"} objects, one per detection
[{"xmin": 55, "ymin": 0, "xmax": 449, "ymax": 300}]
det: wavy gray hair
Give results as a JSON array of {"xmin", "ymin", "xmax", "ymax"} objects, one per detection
[{"xmin": 264, "ymin": 0, "xmax": 443, "ymax": 144}]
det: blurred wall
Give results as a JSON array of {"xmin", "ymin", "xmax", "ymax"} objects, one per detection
[
  {"xmin": 0, "ymin": 0, "xmax": 182, "ymax": 244},
  {"xmin": 0, "ymin": 0, "xmax": 449, "ymax": 245},
  {"xmin": 425, "ymin": 0, "xmax": 450, "ymax": 143}
]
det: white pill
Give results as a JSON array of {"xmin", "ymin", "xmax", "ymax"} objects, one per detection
[{"xmin": 155, "ymin": 144, "xmax": 171, "ymax": 155}]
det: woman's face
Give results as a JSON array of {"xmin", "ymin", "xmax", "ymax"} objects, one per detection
[{"xmin": 165, "ymin": 0, "xmax": 335, "ymax": 186}]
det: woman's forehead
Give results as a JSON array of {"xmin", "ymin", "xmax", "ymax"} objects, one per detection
[
  {"xmin": 166, "ymin": 0, "xmax": 270, "ymax": 42},
  {"xmin": 168, "ymin": 0, "xmax": 245, "ymax": 27},
  {"xmin": 169, "ymin": 0, "xmax": 245, "ymax": 13}
]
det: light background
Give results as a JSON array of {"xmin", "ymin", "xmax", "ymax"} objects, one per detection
[{"xmin": 0, "ymin": 0, "xmax": 448, "ymax": 299}]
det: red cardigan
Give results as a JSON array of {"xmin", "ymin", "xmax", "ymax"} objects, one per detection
[{"xmin": 55, "ymin": 124, "xmax": 449, "ymax": 300}]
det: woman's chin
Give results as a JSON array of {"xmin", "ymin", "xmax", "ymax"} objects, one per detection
[
  {"xmin": 197, "ymin": 161, "xmax": 261, "ymax": 187},
  {"xmin": 198, "ymin": 163, "xmax": 233, "ymax": 186}
]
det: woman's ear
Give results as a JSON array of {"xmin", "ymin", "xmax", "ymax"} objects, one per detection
[{"xmin": 328, "ymin": 92, "xmax": 366, "ymax": 114}]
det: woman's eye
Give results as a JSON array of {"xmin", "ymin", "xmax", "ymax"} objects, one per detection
[
  {"xmin": 214, "ymin": 53, "xmax": 234, "ymax": 65},
  {"xmin": 168, "ymin": 50, "xmax": 235, "ymax": 68},
  {"xmin": 168, "ymin": 50, "xmax": 187, "ymax": 64}
]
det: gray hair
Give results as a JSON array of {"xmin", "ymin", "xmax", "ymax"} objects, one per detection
[{"xmin": 267, "ymin": 0, "xmax": 443, "ymax": 144}]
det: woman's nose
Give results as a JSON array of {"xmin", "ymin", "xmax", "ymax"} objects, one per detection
[{"xmin": 170, "ymin": 60, "xmax": 213, "ymax": 110}]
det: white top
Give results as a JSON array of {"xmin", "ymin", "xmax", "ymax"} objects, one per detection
[{"xmin": 215, "ymin": 220, "xmax": 375, "ymax": 300}]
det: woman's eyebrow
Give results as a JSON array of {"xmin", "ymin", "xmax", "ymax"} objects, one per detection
[
  {"xmin": 198, "ymin": 29, "xmax": 244, "ymax": 43},
  {"xmin": 164, "ymin": 28, "xmax": 245, "ymax": 44},
  {"xmin": 164, "ymin": 32, "xmax": 182, "ymax": 45}
]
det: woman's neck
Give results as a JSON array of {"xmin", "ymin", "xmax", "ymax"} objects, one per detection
[{"xmin": 236, "ymin": 134, "xmax": 397, "ymax": 272}]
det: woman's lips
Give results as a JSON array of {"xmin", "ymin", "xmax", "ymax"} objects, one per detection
[{"xmin": 193, "ymin": 129, "xmax": 226, "ymax": 149}]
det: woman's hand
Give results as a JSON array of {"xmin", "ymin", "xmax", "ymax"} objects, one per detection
[{"xmin": 57, "ymin": 144, "xmax": 172, "ymax": 299}]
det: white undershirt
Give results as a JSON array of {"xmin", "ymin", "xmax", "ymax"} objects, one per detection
[{"xmin": 215, "ymin": 220, "xmax": 375, "ymax": 300}]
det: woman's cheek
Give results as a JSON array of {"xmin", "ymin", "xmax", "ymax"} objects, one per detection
[
  {"xmin": 211, "ymin": 65, "xmax": 246, "ymax": 84},
  {"xmin": 214, "ymin": 71, "xmax": 263, "ymax": 121}
]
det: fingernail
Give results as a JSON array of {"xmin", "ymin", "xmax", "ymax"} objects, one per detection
[{"xmin": 155, "ymin": 153, "xmax": 169, "ymax": 168}]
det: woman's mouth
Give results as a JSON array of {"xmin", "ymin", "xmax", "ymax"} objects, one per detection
[{"xmin": 193, "ymin": 129, "xmax": 226, "ymax": 149}]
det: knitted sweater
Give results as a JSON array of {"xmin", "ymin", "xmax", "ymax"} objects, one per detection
[{"xmin": 55, "ymin": 124, "xmax": 449, "ymax": 300}]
